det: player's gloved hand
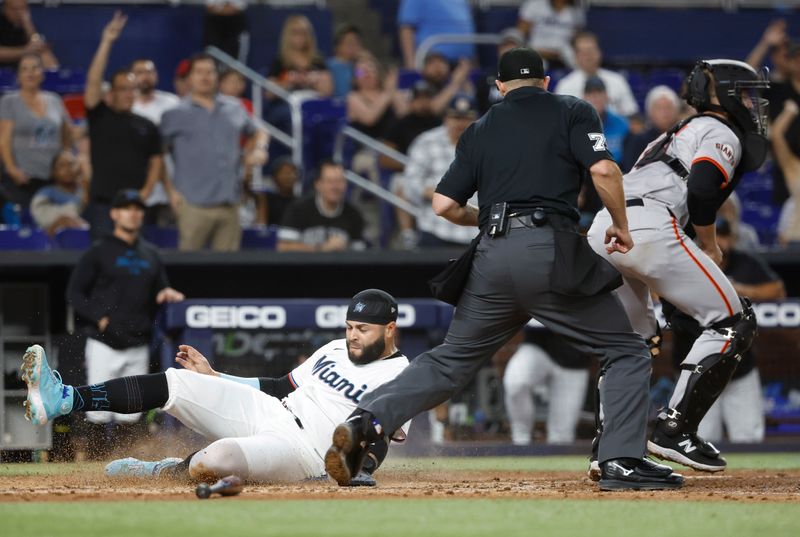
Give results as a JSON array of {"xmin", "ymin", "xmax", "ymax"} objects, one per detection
[{"xmin": 175, "ymin": 344, "xmax": 218, "ymax": 376}]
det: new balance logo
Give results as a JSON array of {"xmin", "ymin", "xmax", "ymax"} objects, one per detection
[{"xmin": 678, "ymin": 438, "xmax": 697, "ymax": 453}]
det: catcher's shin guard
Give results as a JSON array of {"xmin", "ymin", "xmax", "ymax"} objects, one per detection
[{"xmin": 662, "ymin": 298, "xmax": 758, "ymax": 434}]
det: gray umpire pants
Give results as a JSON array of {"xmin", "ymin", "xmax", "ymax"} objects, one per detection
[{"xmin": 360, "ymin": 224, "xmax": 652, "ymax": 463}]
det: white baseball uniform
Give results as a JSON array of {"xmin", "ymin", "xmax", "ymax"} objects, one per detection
[
  {"xmin": 503, "ymin": 343, "xmax": 589, "ymax": 445},
  {"xmin": 162, "ymin": 339, "xmax": 410, "ymax": 482},
  {"xmin": 587, "ymin": 115, "xmax": 744, "ymax": 410}
]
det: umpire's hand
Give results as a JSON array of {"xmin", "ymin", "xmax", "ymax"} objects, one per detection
[
  {"xmin": 604, "ymin": 225, "xmax": 634, "ymax": 254},
  {"xmin": 175, "ymin": 345, "xmax": 218, "ymax": 377}
]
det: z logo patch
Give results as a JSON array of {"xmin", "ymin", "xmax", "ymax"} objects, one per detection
[{"xmin": 588, "ymin": 133, "xmax": 607, "ymax": 152}]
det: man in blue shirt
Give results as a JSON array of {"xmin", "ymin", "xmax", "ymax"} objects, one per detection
[
  {"xmin": 399, "ymin": 0, "xmax": 475, "ymax": 69},
  {"xmin": 583, "ymin": 76, "xmax": 629, "ymax": 163}
]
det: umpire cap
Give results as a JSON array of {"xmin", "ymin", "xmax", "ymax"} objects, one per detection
[
  {"xmin": 497, "ymin": 47, "xmax": 545, "ymax": 83},
  {"xmin": 346, "ymin": 289, "xmax": 398, "ymax": 325}
]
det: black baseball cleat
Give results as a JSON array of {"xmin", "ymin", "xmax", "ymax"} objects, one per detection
[
  {"xmin": 325, "ymin": 419, "xmax": 370, "ymax": 486},
  {"xmin": 599, "ymin": 458, "xmax": 684, "ymax": 491},
  {"xmin": 347, "ymin": 470, "xmax": 377, "ymax": 487},
  {"xmin": 648, "ymin": 427, "xmax": 727, "ymax": 472}
]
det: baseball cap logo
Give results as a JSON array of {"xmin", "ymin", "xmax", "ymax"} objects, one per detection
[
  {"xmin": 521, "ymin": 68, "xmax": 530, "ymax": 75},
  {"xmin": 353, "ymin": 302, "xmax": 366, "ymax": 313}
]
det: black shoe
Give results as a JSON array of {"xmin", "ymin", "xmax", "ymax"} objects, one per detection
[
  {"xmin": 347, "ymin": 469, "xmax": 377, "ymax": 487},
  {"xmin": 599, "ymin": 458, "xmax": 684, "ymax": 491},
  {"xmin": 325, "ymin": 419, "xmax": 369, "ymax": 486},
  {"xmin": 648, "ymin": 426, "xmax": 727, "ymax": 472}
]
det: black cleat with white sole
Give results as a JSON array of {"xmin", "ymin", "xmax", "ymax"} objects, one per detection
[
  {"xmin": 599, "ymin": 458, "xmax": 684, "ymax": 491},
  {"xmin": 648, "ymin": 427, "xmax": 727, "ymax": 472}
]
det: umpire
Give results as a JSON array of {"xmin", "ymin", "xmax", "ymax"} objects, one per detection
[{"xmin": 327, "ymin": 48, "xmax": 683, "ymax": 491}]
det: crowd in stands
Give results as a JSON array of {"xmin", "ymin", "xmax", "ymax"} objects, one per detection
[{"xmin": 0, "ymin": 0, "xmax": 799, "ymax": 253}]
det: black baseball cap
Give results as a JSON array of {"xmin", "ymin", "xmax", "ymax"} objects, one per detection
[
  {"xmin": 497, "ymin": 47, "xmax": 545, "ymax": 83},
  {"xmin": 111, "ymin": 189, "xmax": 146, "ymax": 209},
  {"xmin": 346, "ymin": 289, "xmax": 398, "ymax": 325},
  {"xmin": 446, "ymin": 93, "xmax": 478, "ymax": 117}
]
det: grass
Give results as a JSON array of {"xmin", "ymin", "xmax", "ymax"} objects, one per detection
[
  {"xmin": 1, "ymin": 452, "xmax": 797, "ymax": 476},
  {"xmin": 1, "ymin": 454, "xmax": 798, "ymax": 537},
  {"xmin": 1, "ymin": 499, "xmax": 798, "ymax": 537}
]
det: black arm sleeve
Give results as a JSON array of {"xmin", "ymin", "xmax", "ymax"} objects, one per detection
[
  {"xmin": 687, "ymin": 159, "xmax": 728, "ymax": 226},
  {"xmin": 257, "ymin": 375, "xmax": 295, "ymax": 399}
]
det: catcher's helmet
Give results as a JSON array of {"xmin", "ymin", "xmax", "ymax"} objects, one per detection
[{"xmin": 683, "ymin": 59, "xmax": 770, "ymax": 136}]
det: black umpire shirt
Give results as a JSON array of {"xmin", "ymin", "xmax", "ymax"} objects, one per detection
[
  {"xmin": 67, "ymin": 235, "xmax": 169, "ymax": 350},
  {"xmin": 435, "ymin": 86, "xmax": 613, "ymax": 225}
]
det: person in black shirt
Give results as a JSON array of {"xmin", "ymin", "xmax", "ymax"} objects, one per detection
[
  {"xmin": 83, "ymin": 12, "xmax": 163, "ymax": 239},
  {"xmin": 668, "ymin": 218, "xmax": 785, "ymax": 443},
  {"xmin": 326, "ymin": 47, "xmax": 683, "ymax": 491},
  {"xmin": 0, "ymin": 0, "xmax": 57, "ymax": 69},
  {"xmin": 67, "ymin": 189, "xmax": 184, "ymax": 425},
  {"xmin": 276, "ymin": 160, "xmax": 366, "ymax": 252}
]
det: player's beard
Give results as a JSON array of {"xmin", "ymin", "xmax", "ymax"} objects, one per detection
[{"xmin": 347, "ymin": 336, "xmax": 386, "ymax": 365}]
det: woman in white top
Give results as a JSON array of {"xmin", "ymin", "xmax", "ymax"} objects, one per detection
[
  {"xmin": 518, "ymin": 0, "xmax": 585, "ymax": 69},
  {"xmin": 0, "ymin": 53, "xmax": 71, "ymax": 206}
]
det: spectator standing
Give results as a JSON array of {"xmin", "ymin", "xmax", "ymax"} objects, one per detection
[
  {"xmin": 277, "ymin": 160, "xmax": 366, "ymax": 252},
  {"xmin": 0, "ymin": 53, "xmax": 71, "ymax": 207},
  {"xmin": 203, "ymin": 0, "xmax": 249, "ymax": 63},
  {"xmin": 621, "ymin": 85, "xmax": 680, "ymax": 172},
  {"xmin": 347, "ymin": 53, "xmax": 403, "ymax": 140},
  {"xmin": 328, "ymin": 24, "xmax": 363, "ymax": 99},
  {"xmin": 398, "ymin": 0, "xmax": 475, "ymax": 69},
  {"xmin": 766, "ymin": 43, "xmax": 800, "ymax": 206},
  {"xmin": 554, "ymin": 31, "xmax": 639, "ymax": 117},
  {"xmin": 401, "ymin": 94, "xmax": 479, "ymax": 248},
  {"xmin": 770, "ymin": 100, "xmax": 800, "ymax": 246},
  {"xmin": 420, "ymin": 52, "xmax": 473, "ymax": 117},
  {"xmin": 131, "ymin": 57, "xmax": 180, "ymax": 226},
  {"xmin": 746, "ymin": 19, "xmax": 790, "ymax": 83},
  {"xmin": 268, "ymin": 15, "xmax": 333, "ymax": 97},
  {"xmin": 0, "ymin": 0, "xmax": 57, "ymax": 69},
  {"xmin": 66, "ymin": 189, "xmax": 184, "ymax": 425},
  {"xmin": 83, "ymin": 13, "xmax": 162, "ymax": 239},
  {"xmin": 517, "ymin": 0, "xmax": 585, "ymax": 69},
  {"xmin": 30, "ymin": 150, "xmax": 88, "ymax": 235},
  {"xmin": 161, "ymin": 53, "xmax": 267, "ymax": 252}
]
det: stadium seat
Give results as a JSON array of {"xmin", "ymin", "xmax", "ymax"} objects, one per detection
[
  {"xmin": 648, "ymin": 69, "xmax": 686, "ymax": 93},
  {"xmin": 240, "ymin": 225, "xmax": 278, "ymax": 250},
  {"xmin": 142, "ymin": 226, "xmax": 178, "ymax": 249},
  {"xmin": 0, "ymin": 69, "xmax": 16, "ymax": 92},
  {"xmin": 62, "ymin": 93, "xmax": 86, "ymax": 121},
  {"xmin": 53, "ymin": 228, "xmax": 91, "ymax": 250},
  {"xmin": 42, "ymin": 69, "xmax": 86, "ymax": 95},
  {"xmin": 0, "ymin": 226, "xmax": 51, "ymax": 250},
  {"xmin": 398, "ymin": 69, "xmax": 422, "ymax": 90}
]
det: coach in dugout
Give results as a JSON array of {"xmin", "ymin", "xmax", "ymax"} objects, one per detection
[{"xmin": 67, "ymin": 189, "xmax": 184, "ymax": 428}]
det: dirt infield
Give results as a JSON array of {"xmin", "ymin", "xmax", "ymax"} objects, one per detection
[{"xmin": 1, "ymin": 466, "xmax": 798, "ymax": 503}]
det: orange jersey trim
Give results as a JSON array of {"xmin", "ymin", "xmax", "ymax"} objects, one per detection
[{"xmin": 670, "ymin": 218, "xmax": 734, "ymax": 317}]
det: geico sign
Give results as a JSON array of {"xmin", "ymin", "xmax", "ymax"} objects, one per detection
[
  {"xmin": 186, "ymin": 306, "xmax": 287, "ymax": 329},
  {"xmin": 315, "ymin": 304, "xmax": 416, "ymax": 328},
  {"xmin": 753, "ymin": 302, "xmax": 800, "ymax": 328}
]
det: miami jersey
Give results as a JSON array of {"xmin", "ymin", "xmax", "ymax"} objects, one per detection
[
  {"xmin": 624, "ymin": 115, "xmax": 742, "ymax": 227},
  {"xmin": 284, "ymin": 339, "xmax": 411, "ymax": 455}
]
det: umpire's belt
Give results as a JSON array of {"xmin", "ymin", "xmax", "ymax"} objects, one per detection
[
  {"xmin": 508, "ymin": 210, "xmax": 575, "ymax": 230},
  {"xmin": 282, "ymin": 400, "xmax": 304, "ymax": 429}
]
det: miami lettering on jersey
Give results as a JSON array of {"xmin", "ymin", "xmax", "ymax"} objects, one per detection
[{"xmin": 310, "ymin": 356, "xmax": 368, "ymax": 403}]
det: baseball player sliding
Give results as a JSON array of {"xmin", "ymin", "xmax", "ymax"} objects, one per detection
[
  {"xmin": 21, "ymin": 289, "xmax": 410, "ymax": 485},
  {"xmin": 587, "ymin": 59, "xmax": 769, "ymax": 475}
]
